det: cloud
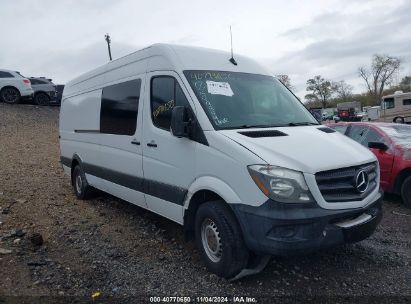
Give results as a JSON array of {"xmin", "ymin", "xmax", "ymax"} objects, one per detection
[
  {"xmin": 0, "ymin": 0, "xmax": 409, "ymax": 95},
  {"xmin": 268, "ymin": 0, "xmax": 411, "ymax": 98},
  {"xmin": 0, "ymin": 41, "xmax": 138, "ymax": 84}
]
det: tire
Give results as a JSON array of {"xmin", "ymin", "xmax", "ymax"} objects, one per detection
[
  {"xmin": 0, "ymin": 87, "xmax": 21, "ymax": 104},
  {"xmin": 393, "ymin": 116, "xmax": 405, "ymax": 124},
  {"xmin": 71, "ymin": 165, "xmax": 94, "ymax": 200},
  {"xmin": 401, "ymin": 176, "xmax": 411, "ymax": 208},
  {"xmin": 34, "ymin": 92, "xmax": 50, "ymax": 106},
  {"xmin": 195, "ymin": 201, "xmax": 249, "ymax": 279}
]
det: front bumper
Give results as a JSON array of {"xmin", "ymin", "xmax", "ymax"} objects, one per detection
[{"xmin": 231, "ymin": 193, "xmax": 383, "ymax": 256}]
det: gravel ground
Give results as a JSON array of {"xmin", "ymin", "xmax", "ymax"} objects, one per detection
[{"xmin": 0, "ymin": 103, "xmax": 410, "ymax": 303}]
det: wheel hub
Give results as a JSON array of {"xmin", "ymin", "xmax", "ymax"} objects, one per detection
[
  {"xmin": 201, "ymin": 218, "xmax": 222, "ymax": 263},
  {"xmin": 75, "ymin": 174, "xmax": 83, "ymax": 194},
  {"xmin": 3, "ymin": 89, "xmax": 18, "ymax": 103},
  {"xmin": 37, "ymin": 94, "xmax": 48, "ymax": 105}
]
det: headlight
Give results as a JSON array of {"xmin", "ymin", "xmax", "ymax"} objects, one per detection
[{"xmin": 247, "ymin": 165, "xmax": 314, "ymax": 203}]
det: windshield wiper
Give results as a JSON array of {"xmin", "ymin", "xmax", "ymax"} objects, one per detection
[
  {"xmin": 225, "ymin": 122, "xmax": 316, "ymax": 130},
  {"xmin": 236, "ymin": 124, "xmax": 285, "ymax": 129},
  {"xmin": 288, "ymin": 122, "xmax": 319, "ymax": 126}
]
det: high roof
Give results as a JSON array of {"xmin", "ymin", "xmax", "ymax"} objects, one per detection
[
  {"xmin": 383, "ymin": 91, "xmax": 411, "ymax": 98},
  {"xmin": 0, "ymin": 69, "xmax": 16, "ymax": 73},
  {"xmin": 66, "ymin": 43, "xmax": 271, "ymax": 89}
]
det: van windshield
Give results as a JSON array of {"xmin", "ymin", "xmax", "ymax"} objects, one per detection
[{"xmin": 184, "ymin": 70, "xmax": 318, "ymax": 130}]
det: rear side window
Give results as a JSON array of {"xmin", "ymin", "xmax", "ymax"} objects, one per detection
[
  {"xmin": 30, "ymin": 79, "xmax": 41, "ymax": 85},
  {"xmin": 403, "ymin": 99, "xmax": 411, "ymax": 106},
  {"xmin": 151, "ymin": 76, "xmax": 190, "ymax": 130},
  {"xmin": 0, "ymin": 71, "xmax": 13, "ymax": 78},
  {"xmin": 100, "ymin": 79, "xmax": 141, "ymax": 135},
  {"xmin": 31, "ymin": 79, "xmax": 47, "ymax": 85}
]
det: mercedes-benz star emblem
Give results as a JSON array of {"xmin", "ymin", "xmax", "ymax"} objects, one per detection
[{"xmin": 355, "ymin": 170, "xmax": 369, "ymax": 193}]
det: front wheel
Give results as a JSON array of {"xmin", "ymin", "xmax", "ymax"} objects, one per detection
[
  {"xmin": 195, "ymin": 201, "xmax": 249, "ymax": 279},
  {"xmin": 401, "ymin": 176, "xmax": 411, "ymax": 208},
  {"xmin": 0, "ymin": 87, "xmax": 20, "ymax": 104}
]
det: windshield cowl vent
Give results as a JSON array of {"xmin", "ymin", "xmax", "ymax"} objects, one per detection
[
  {"xmin": 238, "ymin": 130, "xmax": 288, "ymax": 138},
  {"xmin": 318, "ymin": 127, "xmax": 336, "ymax": 133}
]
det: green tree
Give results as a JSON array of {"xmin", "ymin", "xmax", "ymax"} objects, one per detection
[
  {"xmin": 398, "ymin": 75, "xmax": 411, "ymax": 92},
  {"xmin": 306, "ymin": 75, "xmax": 333, "ymax": 108}
]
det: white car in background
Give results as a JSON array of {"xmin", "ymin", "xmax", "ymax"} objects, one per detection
[{"xmin": 0, "ymin": 69, "xmax": 34, "ymax": 104}]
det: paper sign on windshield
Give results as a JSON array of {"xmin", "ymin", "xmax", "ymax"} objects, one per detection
[{"xmin": 206, "ymin": 81, "xmax": 234, "ymax": 97}]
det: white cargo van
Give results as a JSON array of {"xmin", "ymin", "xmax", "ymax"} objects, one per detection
[{"xmin": 60, "ymin": 44, "xmax": 382, "ymax": 279}]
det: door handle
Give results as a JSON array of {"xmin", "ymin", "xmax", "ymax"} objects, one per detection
[
  {"xmin": 131, "ymin": 140, "xmax": 140, "ymax": 145},
  {"xmin": 147, "ymin": 140, "xmax": 157, "ymax": 148}
]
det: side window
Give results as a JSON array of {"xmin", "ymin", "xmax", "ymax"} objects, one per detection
[
  {"xmin": 331, "ymin": 125, "xmax": 348, "ymax": 134},
  {"xmin": 100, "ymin": 79, "xmax": 141, "ymax": 136},
  {"xmin": 0, "ymin": 71, "xmax": 13, "ymax": 78},
  {"xmin": 348, "ymin": 125, "xmax": 369, "ymax": 145},
  {"xmin": 151, "ymin": 76, "xmax": 190, "ymax": 130},
  {"xmin": 383, "ymin": 98, "xmax": 395, "ymax": 109},
  {"xmin": 363, "ymin": 129, "xmax": 387, "ymax": 146},
  {"xmin": 30, "ymin": 79, "xmax": 40, "ymax": 85},
  {"xmin": 403, "ymin": 99, "xmax": 411, "ymax": 106}
]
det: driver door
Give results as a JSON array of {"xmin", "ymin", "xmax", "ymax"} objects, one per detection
[{"xmin": 142, "ymin": 71, "xmax": 198, "ymax": 224}]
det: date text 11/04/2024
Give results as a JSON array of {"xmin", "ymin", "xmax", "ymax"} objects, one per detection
[{"xmin": 149, "ymin": 296, "xmax": 257, "ymax": 303}]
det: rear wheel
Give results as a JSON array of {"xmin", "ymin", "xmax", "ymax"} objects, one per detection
[
  {"xmin": 0, "ymin": 87, "xmax": 20, "ymax": 104},
  {"xmin": 34, "ymin": 92, "xmax": 50, "ymax": 105},
  {"xmin": 401, "ymin": 176, "xmax": 411, "ymax": 208},
  {"xmin": 393, "ymin": 116, "xmax": 405, "ymax": 124},
  {"xmin": 195, "ymin": 201, "xmax": 249, "ymax": 279},
  {"xmin": 71, "ymin": 165, "xmax": 94, "ymax": 200}
]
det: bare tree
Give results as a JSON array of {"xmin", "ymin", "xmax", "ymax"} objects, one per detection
[
  {"xmin": 276, "ymin": 74, "xmax": 294, "ymax": 90},
  {"xmin": 306, "ymin": 75, "xmax": 333, "ymax": 108},
  {"xmin": 358, "ymin": 54, "xmax": 401, "ymax": 105},
  {"xmin": 333, "ymin": 80, "xmax": 353, "ymax": 102}
]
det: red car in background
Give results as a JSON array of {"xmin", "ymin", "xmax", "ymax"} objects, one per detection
[{"xmin": 328, "ymin": 122, "xmax": 411, "ymax": 208}]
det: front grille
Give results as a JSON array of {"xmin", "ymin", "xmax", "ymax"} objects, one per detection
[{"xmin": 315, "ymin": 162, "xmax": 378, "ymax": 202}]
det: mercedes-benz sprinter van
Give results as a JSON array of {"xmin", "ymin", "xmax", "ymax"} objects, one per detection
[{"xmin": 60, "ymin": 44, "xmax": 382, "ymax": 279}]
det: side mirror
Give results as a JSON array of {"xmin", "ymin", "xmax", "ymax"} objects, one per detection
[
  {"xmin": 368, "ymin": 141, "xmax": 388, "ymax": 151},
  {"xmin": 171, "ymin": 106, "xmax": 190, "ymax": 138}
]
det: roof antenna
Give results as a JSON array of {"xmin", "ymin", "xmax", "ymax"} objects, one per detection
[
  {"xmin": 105, "ymin": 33, "xmax": 112, "ymax": 61},
  {"xmin": 229, "ymin": 26, "xmax": 237, "ymax": 66}
]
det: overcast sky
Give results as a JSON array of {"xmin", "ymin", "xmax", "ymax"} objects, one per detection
[{"xmin": 1, "ymin": 0, "xmax": 410, "ymax": 99}]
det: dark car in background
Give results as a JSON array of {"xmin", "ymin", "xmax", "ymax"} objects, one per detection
[
  {"xmin": 55, "ymin": 84, "xmax": 65, "ymax": 104},
  {"xmin": 29, "ymin": 77, "xmax": 58, "ymax": 105},
  {"xmin": 328, "ymin": 122, "xmax": 411, "ymax": 208}
]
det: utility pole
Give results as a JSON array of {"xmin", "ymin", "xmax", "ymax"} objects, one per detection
[{"xmin": 105, "ymin": 33, "xmax": 112, "ymax": 61}]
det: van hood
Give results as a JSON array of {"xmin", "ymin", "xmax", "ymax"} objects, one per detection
[{"xmin": 219, "ymin": 126, "xmax": 376, "ymax": 174}]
